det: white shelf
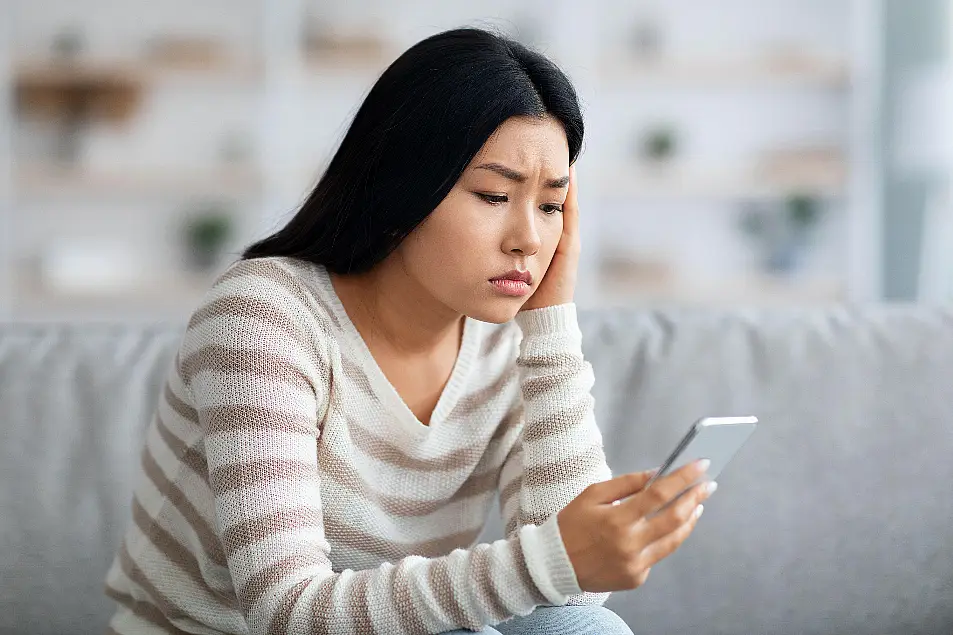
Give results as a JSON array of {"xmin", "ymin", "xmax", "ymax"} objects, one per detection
[
  {"xmin": 15, "ymin": 165, "xmax": 263, "ymax": 199},
  {"xmin": 14, "ymin": 58, "xmax": 263, "ymax": 84},
  {"xmin": 600, "ymin": 56, "xmax": 850, "ymax": 89},
  {"xmin": 598, "ymin": 165, "xmax": 847, "ymax": 200},
  {"xmin": 599, "ymin": 273, "xmax": 846, "ymax": 308}
]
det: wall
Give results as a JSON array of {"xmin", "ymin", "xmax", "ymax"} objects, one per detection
[{"xmin": 881, "ymin": 0, "xmax": 950, "ymax": 300}]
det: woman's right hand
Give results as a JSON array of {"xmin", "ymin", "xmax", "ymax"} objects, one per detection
[{"xmin": 556, "ymin": 460, "xmax": 716, "ymax": 593}]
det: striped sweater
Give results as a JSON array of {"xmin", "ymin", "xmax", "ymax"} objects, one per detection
[{"xmin": 104, "ymin": 256, "xmax": 613, "ymax": 634}]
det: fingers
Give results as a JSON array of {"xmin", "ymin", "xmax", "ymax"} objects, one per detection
[
  {"xmin": 585, "ymin": 469, "xmax": 657, "ymax": 505},
  {"xmin": 560, "ymin": 165, "xmax": 579, "ymax": 246},
  {"xmin": 621, "ymin": 459, "xmax": 710, "ymax": 520},
  {"xmin": 637, "ymin": 480, "xmax": 713, "ymax": 545},
  {"xmin": 638, "ymin": 504, "xmax": 703, "ymax": 568}
]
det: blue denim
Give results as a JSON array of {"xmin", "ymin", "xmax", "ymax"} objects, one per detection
[{"xmin": 440, "ymin": 605, "xmax": 634, "ymax": 634}]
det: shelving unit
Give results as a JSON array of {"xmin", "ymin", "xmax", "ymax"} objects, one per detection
[
  {"xmin": 15, "ymin": 164, "xmax": 262, "ymax": 199},
  {"xmin": 598, "ymin": 164, "xmax": 847, "ymax": 200},
  {"xmin": 0, "ymin": 0, "xmax": 886, "ymax": 319},
  {"xmin": 599, "ymin": 56, "xmax": 850, "ymax": 88},
  {"xmin": 580, "ymin": 0, "xmax": 883, "ymax": 308},
  {"xmin": 0, "ymin": 7, "xmax": 13, "ymax": 321}
]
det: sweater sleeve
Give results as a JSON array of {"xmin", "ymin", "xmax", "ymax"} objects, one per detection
[
  {"xmin": 181, "ymin": 260, "xmax": 566, "ymax": 634},
  {"xmin": 497, "ymin": 303, "xmax": 614, "ymax": 607}
]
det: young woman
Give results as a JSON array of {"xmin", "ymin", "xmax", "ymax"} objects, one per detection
[{"xmin": 104, "ymin": 27, "xmax": 714, "ymax": 635}]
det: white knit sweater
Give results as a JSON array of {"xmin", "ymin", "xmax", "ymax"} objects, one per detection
[{"xmin": 104, "ymin": 256, "xmax": 612, "ymax": 634}]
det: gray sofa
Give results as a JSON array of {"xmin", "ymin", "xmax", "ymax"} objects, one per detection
[{"xmin": 2, "ymin": 307, "xmax": 952, "ymax": 635}]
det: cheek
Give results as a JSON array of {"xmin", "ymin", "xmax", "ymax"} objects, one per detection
[
  {"xmin": 401, "ymin": 197, "xmax": 493, "ymax": 270},
  {"xmin": 539, "ymin": 218, "xmax": 563, "ymax": 262}
]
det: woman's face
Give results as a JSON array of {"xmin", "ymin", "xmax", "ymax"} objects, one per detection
[{"xmin": 392, "ymin": 115, "xmax": 571, "ymax": 324}]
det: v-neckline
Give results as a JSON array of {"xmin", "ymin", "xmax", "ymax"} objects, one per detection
[{"xmin": 313, "ymin": 264, "xmax": 480, "ymax": 437}]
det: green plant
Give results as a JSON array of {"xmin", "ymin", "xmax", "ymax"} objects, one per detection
[
  {"xmin": 738, "ymin": 195, "xmax": 824, "ymax": 274},
  {"xmin": 641, "ymin": 126, "xmax": 677, "ymax": 162},
  {"xmin": 787, "ymin": 193, "xmax": 821, "ymax": 230},
  {"xmin": 183, "ymin": 207, "xmax": 234, "ymax": 269}
]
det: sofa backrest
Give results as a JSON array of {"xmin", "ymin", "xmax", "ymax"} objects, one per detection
[{"xmin": 2, "ymin": 307, "xmax": 952, "ymax": 635}]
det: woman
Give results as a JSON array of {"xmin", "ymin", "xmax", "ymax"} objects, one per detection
[{"xmin": 104, "ymin": 27, "xmax": 714, "ymax": 635}]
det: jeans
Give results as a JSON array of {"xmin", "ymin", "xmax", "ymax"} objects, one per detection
[{"xmin": 440, "ymin": 605, "xmax": 634, "ymax": 634}]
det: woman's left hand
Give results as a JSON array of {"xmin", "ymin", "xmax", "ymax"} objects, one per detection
[{"xmin": 521, "ymin": 165, "xmax": 580, "ymax": 311}]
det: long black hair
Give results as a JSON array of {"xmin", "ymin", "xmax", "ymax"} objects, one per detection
[{"xmin": 243, "ymin": 27, "xmax": 584, "ymax": 273}]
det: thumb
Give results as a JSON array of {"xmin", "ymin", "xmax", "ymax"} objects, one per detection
[{"xmin": 587, "ymin": 469, "xmax": 657, "ymax": 505}]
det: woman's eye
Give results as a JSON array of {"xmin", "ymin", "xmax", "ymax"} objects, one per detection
[
  {"xmin": 476, "ymin": 193, "xmax": 508, "ymax": 205},
  {"xmin": 540, "ymin": 204, "xmax": 563, "ymax": 215}
]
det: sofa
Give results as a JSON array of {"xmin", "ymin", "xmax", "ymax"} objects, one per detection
[{"xmin": 2, "ymin": 307, "xmax": 952, "ymax": 635}]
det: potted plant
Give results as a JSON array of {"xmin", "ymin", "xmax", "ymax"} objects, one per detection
[
  {"xmin": 182, "ymin": 205, "xmax": 235, "ymax": 272},
  {"xmin": 739, "ymin": 194, "xmax": 823, "ymax": 274}
]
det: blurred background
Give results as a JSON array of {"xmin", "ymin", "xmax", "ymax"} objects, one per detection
[{"xmin": 0, "ymin": 0, "xmax": 950, "ymax": 320}]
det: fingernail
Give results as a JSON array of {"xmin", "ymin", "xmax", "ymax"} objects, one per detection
[
  {"xmin": 694, "ymin": 504, "xmax": 705, "ymax": 519},
  {"xmin": 696, "ymin": 459, "xmax": 711, "ymax": 472},
  {"xmin": 706, "ymin": 481, "xmax": 718, "ymax": 495}
]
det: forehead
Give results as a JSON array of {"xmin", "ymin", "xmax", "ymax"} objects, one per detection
[{"xmin": 472, "ymin": 115, "xmax": 569, "ymax": 170}]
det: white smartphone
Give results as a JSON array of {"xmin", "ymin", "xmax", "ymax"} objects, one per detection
[{"xmin": 645, "ymin": 416, "xmax": 759, "ymax": 489}]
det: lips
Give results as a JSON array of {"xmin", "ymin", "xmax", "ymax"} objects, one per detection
[{"xmin": 490, "ymin": 270, "xmax": 533, "ymax": 285}]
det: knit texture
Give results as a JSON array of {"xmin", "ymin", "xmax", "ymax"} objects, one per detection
[{"xmin": 104, "ymin": 256, "xmax": 612, "ymax": 634}]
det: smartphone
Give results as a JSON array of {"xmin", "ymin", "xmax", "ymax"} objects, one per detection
[{"xmin": 645, "ymin": 416, "xmax": 759, "ymax": 489}]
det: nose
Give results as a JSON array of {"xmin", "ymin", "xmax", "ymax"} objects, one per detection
[{"xmin": 501, "ymin": 205, "xmax": 541, "ymax": 257}]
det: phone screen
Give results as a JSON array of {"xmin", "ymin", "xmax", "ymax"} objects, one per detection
[{"xmin": 647, "ymin": 416, "xmax": 758, "ymax": 488}]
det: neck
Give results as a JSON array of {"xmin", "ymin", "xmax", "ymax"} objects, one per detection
[{"xmin": 329, "ymin": 256, "xmax": 464, "ymax": 355}]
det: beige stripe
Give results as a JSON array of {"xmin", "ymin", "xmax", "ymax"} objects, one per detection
[
  {"xmin": 266, "ymin": 577, "xmax": 309, "ymax": 635},
  {"xmin": 204, "ymin": 260, "xmax": 318, "ymax": 323},
  {"xmin": 522, "ymin": 442, "xmax": 605, "ymax": 487},
  {"xmin": 238, "ymin": 553, "xmax": 328, "ymax": 613},
  {"xmin": 470, "ymin": 543, "xmax": 511, "ymax": 620},
  {"xmin": 509, "ymin": 538, "xmax": 549, "ymax": 605},
  {"xmin": 342, "ymin": 573, "xmax": 375, "ymax": 634},
  {"xmin": 117, "ymin": 541, "xmax": 190, "ymax": 624},
  {"xmin": 519, "ymin": 352, "xmax": 584, "ymax": 371},
  {"xmin": 221, "ymin": 506, "xmax": 329, "ymax": 560},
  {"xmin": 185, "ymin": 298, "xmax": 322, "ymax": 376},
  {"xmin": 323, "ymin": 514, "xmax": 482, "ymax": 560},
  {"xmin": 349, "ymin": 424, "xmax": 483, "ymax": 472},
  {"xmin": 499, "ymin": 474, "xmax": 522, "ymax": 515},
  {"xmin": 452, "ymin": 369, "xmax": 517, "ymax": 421},
  {"xmin": 210, "ymin": 458, "xmax": 317, "ymax": 495},
  {"xmin": 201, "ymin": 404, "xmax": 316, "ymax": 437},
  {"xmin": 163, "ymin": 382, "xmax": 197, "ymax": 425},
  {"xmin": 340, "ymin": 355, "xmax": 379, "ymax": 403},
  {"xmin": 505, "ymin": 516, "xmax": 520, "ymax": 538},
  {"xmin": 522, "ymin": 444, "xmax": 606, "ymax": 526},
  {"xmin": 181, "ymin": 344, "xmax": 316, "ymax": 396},
  {"xmin": 427, "ymin": 559, "xmax": 472, "ymax": 628},
  {"xmin": 140, "ymin": 445, "xmax": 226, "ymax": 567},
  {"xmin": 305, "ymin": 577, "xmax": 338, "ymax": 634},
  {"xmin": 521, "ymin": 398, "xmax": 592, "ymax": 445},
  {"xmin": 154, "ymin": 412, "xmax": 209, "ymax": 486},
  {"xmin": 130, "ymin": 497, "xmax": 235, "ymax": 610},
  {"xmin": 320, "ymin": 448, "xmax": 497, "ymax": 517},
  {"xmin": 519, "ymin": 371, "xmax": 566, "ymax": 401},
  {"xmin": 392, "ymin": 559, "xmax": 431, "ymax": 634},
  {"xmin": 105, "ymin": 584, "xmax": 189, "ymax": 634}
]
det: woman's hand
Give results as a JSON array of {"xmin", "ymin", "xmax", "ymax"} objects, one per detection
[
  {"xmin": 521, "ymin": 165, "xmax": 580, "ymax": 311},
  {"xmin": 556, "ymin": 460, "xmax": 716, "ymax": 593}
]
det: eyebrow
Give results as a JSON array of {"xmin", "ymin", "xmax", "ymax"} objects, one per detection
[{"xmin": 475, "ymin": 162, "xmax": 569, "ymax": 189}]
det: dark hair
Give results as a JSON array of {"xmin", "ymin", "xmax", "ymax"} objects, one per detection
[{"xmin": 243, "ymin": 27, "xmax": 584, "ymax": 273}]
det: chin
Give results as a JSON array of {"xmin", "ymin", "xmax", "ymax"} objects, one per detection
[{"xmin": 463, "ymin": 299, "xmax": 523, "ymax": 324}]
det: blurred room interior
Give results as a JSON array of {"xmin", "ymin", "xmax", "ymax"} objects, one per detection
[{"xmin": 0, "ymin": 0, "xmax": 950, "ymax": 321}]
